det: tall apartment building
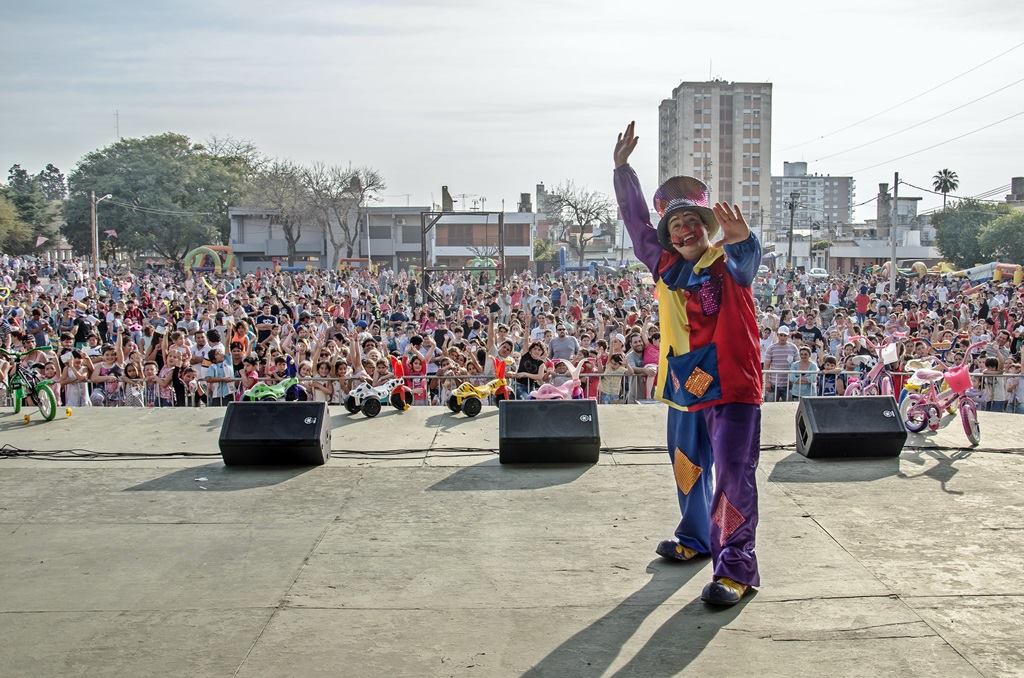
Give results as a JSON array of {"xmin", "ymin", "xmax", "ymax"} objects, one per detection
[
  {"xmin": 659, "ymin": 80, "xmax": 772, "ymax": 233},
  {"xmin": 769, "ymin": 161, "xmax": 855, "ymax": 241}
]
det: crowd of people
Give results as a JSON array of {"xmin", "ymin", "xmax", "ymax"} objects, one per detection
[{"xmin": 1, "ymin": 252, "xmax": 1023, "ymax": 413}]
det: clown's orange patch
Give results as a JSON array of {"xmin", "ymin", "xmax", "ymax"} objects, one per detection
[
  {"xmin": 685, "ymin": 367, "xmax": 713, "ymax": 397},
  {"xmin": 672, "ymin": 448, "xmax": 702, "ymax": 495}
]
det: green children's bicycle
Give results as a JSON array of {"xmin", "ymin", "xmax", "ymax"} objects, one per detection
[{"xmin": 1, "ymin": 345, "xmax": 58, "ymax": 422}]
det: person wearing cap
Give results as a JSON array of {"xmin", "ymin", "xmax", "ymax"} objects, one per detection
[
  {"xmin": 614, "ymin": 121, "xmax": 763, "ymax": 606},
  {"xmin": 763, "ymin": 326, "xmax": 797, "ymax": 401}
]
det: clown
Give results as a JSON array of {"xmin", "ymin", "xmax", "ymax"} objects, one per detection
[{"xmin": 613, "ymin": 121, "xmax": 762, "ymax": 606}]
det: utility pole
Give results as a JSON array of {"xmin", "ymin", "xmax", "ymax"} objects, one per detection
[
  {"xmin": 90, "ymin": 191, "xmax": 97, "ymax": 278},
  {"xmin": 889, "ymin": 172, "xmax": 899, "ymax": 295},
  {"xmin": 619, "ymin": 220, "xmax": 625, "ymax": 265},
  {"xmin": 787, "ymin": 191, "xmax": 799, "ymax": 270},
  {"xmin": 89, "ymin": 192, "xmax": 114, "ymax": 279}
]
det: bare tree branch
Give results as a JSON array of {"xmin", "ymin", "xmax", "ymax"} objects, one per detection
[
  {"xmin": 246, "ymin": 160, "xmax": 311, "ymax": 266},
  {"xmin": 545, "ymin": 181, "xmax": 614, "ymax": 267},
  {"xmin": 333, "ymin": 165, "xmax": 386, "ymax": 261}
]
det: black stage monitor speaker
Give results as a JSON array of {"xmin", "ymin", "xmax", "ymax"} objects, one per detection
[
  {"xmin": 219, "ymin": 401, "xmax": 331, "ymax": 466},
  {"xmin": 499, "ymin": 399, "xmax": 601, "ymax": 464},
  {"xmin": 795, "ymin": 396, "xmax": 907, "ymax": 459}
]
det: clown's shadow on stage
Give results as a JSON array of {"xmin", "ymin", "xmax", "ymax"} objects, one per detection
[{"xmin": 522, "ymin": 558, "xmax": 747, "ymax": 678}]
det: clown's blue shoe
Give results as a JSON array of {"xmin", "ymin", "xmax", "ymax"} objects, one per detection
[
  {"xmin": 655, "ymin": 539, "xmax": 700, "ymax": 562},
  {"xmin": 700, "ymin": 577, "xmax": 751, "ymax": 606}
]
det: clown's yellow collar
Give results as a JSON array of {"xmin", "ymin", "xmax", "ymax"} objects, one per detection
[{"xmin": 692, "ymin": 245, "xmax": 724, "ymax": 274}]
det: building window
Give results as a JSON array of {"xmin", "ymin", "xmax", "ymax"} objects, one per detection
[
  {"xmin": 442, "ymin": 224, "xmax": 473, "ymax": 246},
  {"xmin": 369, "ymin": 224, "xmax": 391, "ymax": 240},
  {"xmin": 401, "ymin": 225, "xmax": 420, "ymax": 244}
]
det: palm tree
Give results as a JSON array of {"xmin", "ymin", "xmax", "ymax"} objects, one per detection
[{"xmin": 932, "ymin": 169, "xmax": 959, "ymax": 211}]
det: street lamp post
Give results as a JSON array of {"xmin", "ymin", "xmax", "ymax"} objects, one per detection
[
  {"xmin": 786, "ymin": 191, "xmax": 800, "ymax": 270},
  {"xmin": 90, "ymin": 191, "xmax": 113, "ymax": 280}
]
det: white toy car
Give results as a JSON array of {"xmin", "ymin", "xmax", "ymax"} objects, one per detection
[{"xmin": 343, "ymin": 357, "xmax": 414, "ymax": 418}]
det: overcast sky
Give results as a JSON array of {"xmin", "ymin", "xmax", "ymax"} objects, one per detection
[{"xmin": 2, "ymin": 0, "xmax": 1022, "ymax": 222}]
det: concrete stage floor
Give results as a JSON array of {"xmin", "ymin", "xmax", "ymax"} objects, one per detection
[{"xmin": 1, "ymin": 404, "xmax": 1022, "ymax": 678}]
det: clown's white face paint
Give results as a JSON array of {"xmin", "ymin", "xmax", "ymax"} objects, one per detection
[{"xmin": 668, "ymin": 211, "xmax": 710, "ymax": 261}]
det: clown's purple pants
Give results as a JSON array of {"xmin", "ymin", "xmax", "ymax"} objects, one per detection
[{"xmin": 667, "ymin": 403, "xmax": 761, "ymax": 587}]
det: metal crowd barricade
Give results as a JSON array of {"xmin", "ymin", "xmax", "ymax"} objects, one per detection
[
  {"xmin": 27, "ymin": 370, "xmax": 1023, "ymax": 412},
  {"xmin": 760, "ymin": 369, "xmax": 1023, "ymax": 413}
]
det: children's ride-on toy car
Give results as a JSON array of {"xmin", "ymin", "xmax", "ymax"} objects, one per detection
[
  {"xmin": 448, "ymin": 357, "xmax": 514, "ymax": 417},
  {"xmin": 344, "ymin": 356, "xmax": 413, "ymax": 418},
  {"xmin": 241, "ymin": 377, "xmax": 309, "ymax": 402},
  {"xmin": 529, "ymin": 360, "xmax": 585, "ymax": 400}
]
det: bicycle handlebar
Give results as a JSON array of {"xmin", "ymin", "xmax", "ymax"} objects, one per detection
[{"xmin": 0, "ymin": 344, "xmax": 54, "ymax": 359}]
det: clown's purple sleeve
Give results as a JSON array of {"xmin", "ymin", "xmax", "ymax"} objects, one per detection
[
  {"xmin": 723, "ymin": 232, "xmax": 761, "ymax": 288},
  {"xmin": 613, "ymin": 164, "xmax": 663, "ymax": 275}
]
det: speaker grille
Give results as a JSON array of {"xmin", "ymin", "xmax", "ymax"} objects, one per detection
[
  {"xmin": 219, "ymin": 401, "xmax": 330, "ymax": 466},
  {"xmin": 498, "ymin": 400, "xmax": 601, "ymax": 463},
  {"xmin": 222, "ymin": 402, "xmax": 326, "ymax": 441}
]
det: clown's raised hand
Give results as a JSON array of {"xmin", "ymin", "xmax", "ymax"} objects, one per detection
[
  {"xmin": 614, "ymin": 121, "xmax": 638, "ymax": 167},
  {"xmin": 713, "ymin": 202, "xmax": 750, "ymax": 245}
]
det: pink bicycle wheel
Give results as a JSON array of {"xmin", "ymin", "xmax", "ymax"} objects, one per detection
[
  {"xmin": 901, "ymin": 394, "xmax": 928, "ymax": 433},
  {"xmin": 960, "ymin": 399, "xmax": 981, "ymax": 447}
]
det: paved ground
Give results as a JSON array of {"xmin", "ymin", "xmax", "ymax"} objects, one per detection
[{"xmin": 1, "ymin": 404, "xmax": 1022, "ymax": 677}]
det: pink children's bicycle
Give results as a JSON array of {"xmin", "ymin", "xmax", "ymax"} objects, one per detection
[
  {"xmin": 843, "ymin": 335, "xmax": 898, "ymax": 397},
  {"xmin": 899, "ymin": 341, "xmax": 987, "ymax": 446}
]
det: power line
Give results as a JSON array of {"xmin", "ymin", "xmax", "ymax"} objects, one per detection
[
  {"xmin": 854, "ymin": 193, "xmax": 882, "ymax": 208},
  {"xmin": 779, "ymin": 39, "xmax": 1024, "ymax": 152},
  {"xmin": 844, "ymin": 109, "xmax": 1024, "ymax": 174},
  {"xmin": 970, "ymin": 184, "xmax": 1011, "ymax": 200},
  {"xmin": 901, "ymin": 180, "xmax": 1009, "ymax": 203},
  {"xmin": 917, "ymin": 184, "xmax": 1012, "ymax": 214},
  {"xmin": 813, "ymin": 75, "xmax": 1024, "ymax": 162},
  {"xmin": 106, "ymin": 199, "xmax": 215, "ymax": 217}
]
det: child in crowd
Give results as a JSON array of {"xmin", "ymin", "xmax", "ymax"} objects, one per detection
[
  {"xmin": 981, "ymin": 357, "xmax": 1006, "ymax": 412},
  {"xmin": 142, "ymin": 361, "xmax": 161, "ymax": 407},
  {"xmin": 311, "ymin": 361, "xmax": 334, "ymax": 403},
  {"xmin": 205, "ymin": 348, "xmax": 234, "ymax": 406},
  {"xmin": 61, "ymin": 350, "xmax": 92, "ymax": 407},
  {"xmin": 1005, "ymin": 363, "xmax": 1021, "ymax": 414},
  {"xmin": 239, "ymin": 356, "xmax": 261, "ymax": 400},
  {"xmin": 122, "ymin": 361, "xmax": 145, "ymax": 407},
  {"xmin": 90, "ymin": 342, "xmax": 125, "ymax": 407},
  {"xmin": 600, "ymin": 353, "xmax": 628, "ymax": 404}
]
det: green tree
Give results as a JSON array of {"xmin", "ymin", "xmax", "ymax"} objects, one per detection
[
  {"xmin": 63, "ymin": 133, "xmax": 254, "ymax": 265},
  {"xmin": 5, "ymin": 163, "xmax": 49, "ymax": 230},
  {"xmin": 932, "ymin": 169, "xmax": 959, "ymax": 212},
  {"xmin": 36, "ymin": 164, "xmax": 67, "ymax": 201},
  {"xmin": 979, "ymin": 211, "xmax": 1024, "ymax": 263},
  {"xmin": 931, "ymin": 199, "xmax": 1008, "ymax": 267},
  {"xmin": 533, "ymin": 237, "xmax": 556, "ymax": 262},
  {"xmin": 0, "ymin": 192, "xmax": 34, "ymax": 254},
  {"xmin": 7, "ymin": 164, "xmax": 33, "ymax": 193}
]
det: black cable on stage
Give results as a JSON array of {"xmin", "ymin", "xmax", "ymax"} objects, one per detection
[
  {"xmin": 3, "ymin": 442, "xmax": 1006, "ymax": 462},
  {"xmin": 0, "ymin": 442, "xmax": 799, "ymax": 462}
]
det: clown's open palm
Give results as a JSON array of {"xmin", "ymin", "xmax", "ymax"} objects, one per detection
[{"xmin": 712, "ymin": 202, "xmax": 750, "ymax": 245}]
